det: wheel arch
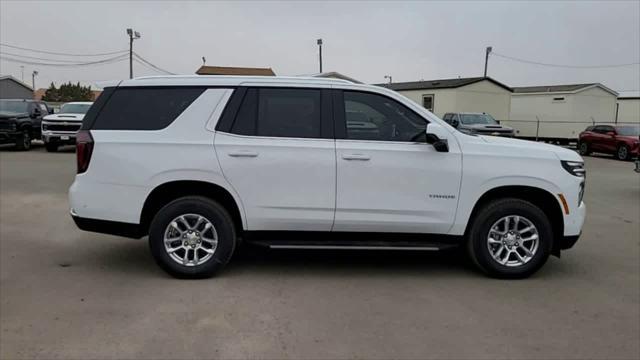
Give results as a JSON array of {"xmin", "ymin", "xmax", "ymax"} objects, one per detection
[
  {"xmin": 140, "ymin": 180, "xmax": 245, "ymax": 236},
  {"xmin": 464, "ymin": 185, "xmax": 564, "ymax": 256}
]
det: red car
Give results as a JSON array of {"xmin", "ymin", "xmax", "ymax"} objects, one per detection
[{"xmin": 578, "ymin": 124, "xmax": 640, "ymax": 160}]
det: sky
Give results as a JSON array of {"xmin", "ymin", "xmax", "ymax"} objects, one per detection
[{"xmin": 1, "ymin": 0, "xmax": 639, "ymax": 94}]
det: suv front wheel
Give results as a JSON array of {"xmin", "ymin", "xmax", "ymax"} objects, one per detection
[
  {"xmin": 148, "ymin": 196, "xmax": 236, "ymax": 278},
  {"xmin": 466, "ymin": 198, "xmax": 553, "ymax": 279}
]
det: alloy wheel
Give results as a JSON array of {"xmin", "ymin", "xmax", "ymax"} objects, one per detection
[
  {"xmin": 487, "ymin": 215, "xmax": 539, "ymax": 267},
  {"xmin": 163, "ymin": 213, "xmax": 218, "ymax": 266}
]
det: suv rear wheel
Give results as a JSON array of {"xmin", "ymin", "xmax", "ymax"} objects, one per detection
[
  {"xmin": 466, "ymin": 198, "xmax": 553, "ymax": 279},
  {"xmin": 148, "ymin": 196, "xmax": 236, "ymax": 278}
]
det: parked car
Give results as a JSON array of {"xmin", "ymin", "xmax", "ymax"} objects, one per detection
[
  {"xmin": 42, "ymin": 102, "xmax": 93, "ymax": 152},
  {"xmin": 0, "ymin": 99, "xmax": 52, "ymax": 150},
  {"xmin": 442, "ymin": 112, "xmax": 515, "ymax": 137},
  {"xmin": 578, "ymin": 124, "xmax": 640, "ymax": 160},
  {"xmin": 69, "ymin": 76, "xmax": 586, "ymax": 279}
]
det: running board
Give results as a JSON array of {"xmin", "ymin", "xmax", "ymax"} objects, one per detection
[{"xmin": 246, "ymin": 239, "xmax": 459, "ymax": 251}]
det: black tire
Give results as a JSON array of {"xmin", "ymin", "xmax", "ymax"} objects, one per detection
[
  {"xmin": 578, "ymin": 141, "xmax": 590, "ymax": 156},
  {"xmin": 45, "ymin": 141, "xmax": 58, "ymax": 152},
  {"xmin": 466, "ymin": 198, "xmax": 553, "ymax": 279},
  {"xmin": 148, "ymin": 196, "xmax": 236, "ymax": 278},
  {"xmin": 14, "ymin": 129, "xmax": 31, "ymax": 151},
  {"xmin": 616, "ymin": 144, "xmax": 630, "ymax": 161}
]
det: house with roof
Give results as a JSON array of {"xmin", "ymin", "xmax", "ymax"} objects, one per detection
[
  {"xmin": 508, "ymin": 83, "xmax": 619, "ymax": 140},
  {"xmin": 0, "ymin": 75, "xmax": 33, "ymax": 99},
  {"xmin": 376, "ymin": 77, "xmax": 513, "ymax": 120}
]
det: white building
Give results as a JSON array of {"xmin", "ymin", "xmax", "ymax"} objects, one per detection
[
  {"xmin": 616, "ymin": 96, "xmax": 640, "ymax": 123},
  {"xmin": 377, "ymin": 77, "xmax": 512, "ymax": 120},
  {"xmin": 507, "ymin": 83, "xmax": 619, "ymax": 141}
]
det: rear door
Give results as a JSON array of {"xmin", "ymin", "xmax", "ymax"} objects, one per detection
[
  {"xmin": 333, "ymin": 89, "xmax": 462, "ymax": 234},
  {"xmin": 215, "ymin": 87, "xmax": 336, "ymax": 231}
]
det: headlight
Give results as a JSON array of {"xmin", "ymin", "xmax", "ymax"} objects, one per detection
[{"xmin": 561, "ymin": 160, "xmax": 585, "ymax": 177}]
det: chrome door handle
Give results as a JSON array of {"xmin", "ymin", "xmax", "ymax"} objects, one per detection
[
  {"xmin": 342, "ymin": 154, "xmax": 370, "ymax": 161},
  {"xmin": 228, "ymin": 151, "xmax": 258, "ymax": 158}
]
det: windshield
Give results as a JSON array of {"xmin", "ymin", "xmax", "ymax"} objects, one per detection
[
  {"xmin": 0, "ymin": 100, "xmax": 29, "ymax": 114},
  {"xmin": 60, "ymin": 103, "xmax": 92, "ymax": 114},
  {"xmin": 616, "ymin": 126, "xmax": 640, "ymax": 136},
  {"xmin": 460, "ymin": 114, "xmax": 498, "ymax": 125}
]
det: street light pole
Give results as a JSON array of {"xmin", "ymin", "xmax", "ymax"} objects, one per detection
[
  {"xmin": 317, "ymin": 38, "xmax": 323, "ymax": 73},
  {"xmin": 31, "ymin": 70, "xmax": 38, "ymax": 93},
  {"xmin": 127, "ymin": 28, "xmax": 141, "ymax": 79},
  {"xmin": 484, "ymin": 46, "xmax": 492, "ymax": 77}
]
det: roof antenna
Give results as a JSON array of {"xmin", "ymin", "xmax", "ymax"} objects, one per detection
[{"xmin": 202, "ymin": 57, "xmax": 206, "ymax": 66}]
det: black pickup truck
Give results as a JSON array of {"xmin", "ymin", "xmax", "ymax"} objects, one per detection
[{"xmin": 0, "ymin": 99, "xmax": 52, "ymax": 150}]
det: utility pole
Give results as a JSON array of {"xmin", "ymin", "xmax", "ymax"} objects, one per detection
[
  {"xmin": 31, "ymin": 70, "xmax": 38, "ymax": 96},
  {"xmin": 384, "ymin": 75, "xmax": 393, "ymax": 84},
  {"xmin": 317, "ymin": 38, "xmax": 323, "ymax": 73},
  {"xmin": 484, "ymin": 46, "xmax": 492, "ymax": 77},
  {"xmin": 127, "ymin": 28, "xmax": 141, "ymax": 79}
]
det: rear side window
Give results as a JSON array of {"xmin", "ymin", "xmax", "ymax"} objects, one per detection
[
  {"xmin": 91, "ymin": 87, "xmax": 205, "ymax": 130},
  {"xmin": 229, "ymin": 88, "xmax": 325, "ymax": 139}
]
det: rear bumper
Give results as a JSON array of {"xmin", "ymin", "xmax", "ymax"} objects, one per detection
[{"xmin": 71, "ymin": 214, "xmax": 144, "ymax": 239}]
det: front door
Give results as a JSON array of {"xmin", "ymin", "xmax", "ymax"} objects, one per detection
[
  {"xmin": 333, "ymin": 90, "xmax": 462, "ymax": 234},
  {"xmin": 215, "ymin": 87, "xmax": 336, "ymax": 231}
]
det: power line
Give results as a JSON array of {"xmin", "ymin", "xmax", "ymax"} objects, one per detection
[
  {"xmin": 0, "ymin": 53, "xmax": 129, "ymax": 67},
  {"xmin": 133, "ymin": 58, "xmax": 170, "ymax": 75},
  {"xmin": 133, "ymin": 52, "xmax": 175, "ymax": 75},
  {"xmin": 491, "ymin": 52, "xmax": 640, "ymax": 69},
  {"xmin": 0, "ymin": 51, "xmax": 92, "ymax": 63},
  {"xmin": 0, "ymin": 42, "xmax": 127, "ymax": 57}
]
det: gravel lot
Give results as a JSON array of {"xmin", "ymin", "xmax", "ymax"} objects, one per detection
[{"xmin": 1, "ymin": 144, "xmax": 639, "ymax": 360}]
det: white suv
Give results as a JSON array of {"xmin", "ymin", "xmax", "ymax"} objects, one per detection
[{"xmin": 69, "ymin": 75, "xmax": 586, "ymax": 279}]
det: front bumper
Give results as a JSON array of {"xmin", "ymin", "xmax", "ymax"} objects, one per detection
[{"xmin": 42, "ymin": 131, "xmax": 77, "ymax": 144}]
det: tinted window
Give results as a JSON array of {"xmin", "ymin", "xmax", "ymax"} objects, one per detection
[
  {"xmin": 443, "ymin": 113, "xmax": 452, "ymax": 121},
  {"xmin": 343, "ymin": 91, "xmax": 427, "ymax": 142},
  {"xmin": 258, "ymin": 89, "xmax": 321, "ymax": 138},
  {"xmin": 230, "ymin": 88, "xmax": 322, "ymax": 138},
  {"xmin": 92, "ymin": 87, "xmax": 205, "ymax": 130}
]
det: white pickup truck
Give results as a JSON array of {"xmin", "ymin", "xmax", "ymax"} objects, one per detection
[{"xmin": 42, "ymin": 102, "xmax": 92, "ymax": 152}]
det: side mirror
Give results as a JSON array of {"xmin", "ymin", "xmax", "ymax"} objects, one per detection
[
  {"xmin": 425, "ymin": 123, "xmax": 449, "ymax": 153},
  {"xmin": 48, "ymin": 108, "xmax": 54, "ymax": 114},
  {"xmin": 31, "ymin": 108, "xmax": 41, "ymax": 118},
  {"xmin": 451, "ymin": 119, "xmax": 459, "ymax": 128}
]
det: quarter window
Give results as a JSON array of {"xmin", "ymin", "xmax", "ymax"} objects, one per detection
[
  {"xmin": 343, "ymin": 91, "xmax": 427, "ymax": 142},
  {"xmin": 92, "ymin": 88, "xmax": 205, "ymax": 130}
]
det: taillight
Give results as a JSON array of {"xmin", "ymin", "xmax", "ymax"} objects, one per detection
[{"xmin": 76, "ymin": 130, "xmax": 94, "ymax": 174}]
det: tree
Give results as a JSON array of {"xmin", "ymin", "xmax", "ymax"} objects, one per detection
[{"xmin": 41, "ymin": 82, "xmax": 93, "ymax": 102}]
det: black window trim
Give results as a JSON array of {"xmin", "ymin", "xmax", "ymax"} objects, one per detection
[
  {"xmin": 334, "ymin": 89, "xmax": 430, "ymax": 142},
  {"xmin": 218, "ymin": 86, "xmax": 334, "ymax": 140}
]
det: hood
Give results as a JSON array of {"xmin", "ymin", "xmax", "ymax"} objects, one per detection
[
  {"xmin": 43, "ymin": 113, "xmax": 85, "ymax": 122},
  {"xmin": 478, "ymin": 135, "xmax": 583, "ymax": 162},
  {"xmin": 0, "ymin": 111, "xmax": 28, "ymax": 119}
]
